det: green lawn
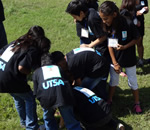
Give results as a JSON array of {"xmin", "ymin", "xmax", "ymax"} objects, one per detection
[{"xmin": 0, "ymin": 0, "xmax": 150, "ymax": 129}]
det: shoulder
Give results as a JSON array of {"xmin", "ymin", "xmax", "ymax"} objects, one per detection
[
  {"xmin": 120, "ymin": 15, "xmax": 133, "ymax": 26},
  {"xmin": 88, "ymin": 8, "xmax": 100, "ymax": 19}
]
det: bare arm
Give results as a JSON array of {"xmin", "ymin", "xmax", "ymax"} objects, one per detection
[
  {"xmin": 116, "ymin": 38, "xmax": 140, "ymax": 51},
  {"xmin": 80, "ymin": 35, "xmax": 107, "ymax": 48},
  {"xmin": 108, "ymin": 47, "xmax": 121, "ymax": 74}
]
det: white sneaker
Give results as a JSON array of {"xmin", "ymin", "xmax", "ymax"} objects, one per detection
[
  {"xmin": 117, "ymin": 123, "xmax": 125, "ymax": 130},
  {"xmin": 38, "ymin": 124, "xmax": 45, "ymax": 130}
]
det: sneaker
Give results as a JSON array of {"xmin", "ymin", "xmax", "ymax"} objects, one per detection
[
  {"xmin": 117, "ymin": 123, "xmax": 125, "ymax": 130},
  {"xmin": 133, "ymin": 104, "xmax": 142, "ymax": 114},
  {"xmin": 38, "ymin": 124, "xmax": 45, "ymax": 130},
  {"xmin": 137, "ymin": 59, "xmax": 144, "ymax": 67}
]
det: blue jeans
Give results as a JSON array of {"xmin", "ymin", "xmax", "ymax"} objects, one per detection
[
  {"xmin": 81, "ymin": 77, "xmax": 108, "ymax": 101},
  {"xmin": 43, "ymin": 105, "xmax": 82, "ymax": 130},
  {"xmin": 10, "ymin": 91, "xmax": 39, "ymax": 130},
  {"xmin": 0, "ymin": 22, "xmax": 8, "ymax": 49}
]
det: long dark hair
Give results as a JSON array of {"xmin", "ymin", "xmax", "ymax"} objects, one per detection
[
  {"xmin": 99, "ymin": 1, "xmax": 121, "ymax": 35},
  {"xmin": 120, "ymin": 0, "xmax": 136, "ymax": 12},
  {"xmin": 12, "ymin": 25, "xmax": 50, "ymax": 54}
]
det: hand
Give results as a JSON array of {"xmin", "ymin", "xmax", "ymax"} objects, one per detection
[
  {"xmin": 80, "ymin": 44, "xmax": 90, "ymax": 48},
  {"xmin": 144, "ymin": 7, "xmax": 149, "ymax": 13},
  {"xmin": 116, "ymin": 44, "xmax": 125, "ymax": 50},
  {"xmin": 137, "ymin": 10, "xmax": 143, "ymax": 16},
  {"xmin": 114, "ymin": 64, "xmax": 121, "ymax": 74},
  {"xmin": 74, "ymin": 19, "xmax": 76, "ymax": 23}
]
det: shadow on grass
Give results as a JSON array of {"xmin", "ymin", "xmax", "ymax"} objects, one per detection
[
  {"xmin": 136, "ymin": 59, "xmax": 150, "ymax": 75},
  {"xmin": 110, "ymin": 86, "xmax": 150, "ymax": 130},
  {"xmin": 112, "ymin": 86, "xmax": 150, "ymax": 115}
]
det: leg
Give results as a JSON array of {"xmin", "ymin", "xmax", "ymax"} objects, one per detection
[
  {"xmin": 81, "ymin": 77, "xmax": 108, "ymax": 101},
  {"xmin": 59, "ymin": 105, "xmax": 82, "ymax": 130},
  {"xmin": 24, "ymin": 91, "xmax": 39, "ymax": 130},
  {"xmin": 108, "ymin": 65, "xmax": 119, "ymax": 103},
  {"xmin": 125, "ymin": 66, "xmax": 142, "ymax": 114},
  {"xmin": 137, "ymin": 37, "xmax": 144, "ymax": 67},
  {"xmin": 10, "ymin": 93, "xmax": 26, "ymax": 127},
  {"xmin": 43, "ymin": 108, "xmax": 58, "ymax": 130},
  {"xmin": 10, "ymin": 91, "xmax": 39, "ymax": 130},
  {"xmin": 93, "ymin": 78, "xmax": 108, "ymax": 101}
]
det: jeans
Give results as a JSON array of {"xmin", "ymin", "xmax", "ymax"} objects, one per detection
[
  {"xmin": 10, "ymin": 91, "xmax": 39, "ymax": 130},
  {"xmin": 43, "ymin": 105, "xmax": 82, "ymax": 130},
  {"xmin": 0, "ymin": 22, "xmax": 8, "ymax": 49},
  {"xmin": 81, "ymin": 76, "xmax": 108, "ymax": 101}
]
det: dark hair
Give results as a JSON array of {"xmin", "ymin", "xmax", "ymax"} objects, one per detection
[
  {"xmin": 50, "ymin": 51, "xmax": 65, "ymax": 64},
  {"xmin": 99, "ymin": 1, "xmax": 121, "ymax": 35},
  {"xmin": 86, "ymin": 0, "xmax": 98, "ymax": 2},
  {"xmin": 12, "ymin": 25, "xmax": 47, "ymax": 53},
  {"xmin": 39, "ymin": 37, "xmax": 51, "ymax": 54},
  {"xmin": 120, "ymin": 0, "xmax": 136, "ymax": 12},
  {"xmin": 41, "ymin": 53, "xmax": 53, "ymax": 66},
  {"xmin": 99, "ymin": 1, "xmax": 119, "ymax": 16},
  {"xmin": 66, "ymin": 0, "xmax": 88, "ymax": 16}
]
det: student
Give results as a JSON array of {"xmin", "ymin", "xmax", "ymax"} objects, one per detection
[
  {"xmin": 73, "ymin": 86, "xmax": 125, "ymax": 130},
  {"xmin": 136, "ymin": 0, "xmax": 149, "ymax": 67},
  {"xmin": 50, "ymin": 48, "xmax": 109, "ymax": 101},
  {"xmin": 99, "ymin": 1, "xmax": 142, "ymax": 114},
  {"xmin": 0, "ymin": 0, "xmax": 8, "ymax": 49},
  {"xmin": 66, "ymin": 0, "xmax": 110, "ymax": 59},
  {"xmin": 0, "ymin": 25, "xmax": 50, "ymax": 129},
  {"xmin": 32, "ymin": 53, "xmax": 82, "ymax": 130},
  {"xmin": 120, "ymin": 0, "xmax": 139, "ymax": 24},
  {"xmin": 75, "ymin": 0, "xmax": 99, "ymax": 44}
]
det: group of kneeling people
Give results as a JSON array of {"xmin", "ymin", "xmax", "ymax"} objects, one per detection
[
  {"xmin": 0, "ymin": 25, "xmax": 124, "ymax": 130},
  {"xmin": 2, "ymin": 0, "xmax": 149, "ymax": 129}
]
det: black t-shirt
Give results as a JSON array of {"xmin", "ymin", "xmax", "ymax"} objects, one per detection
[
  {"xmin": 73, "ymin": 86, "xmax": 111, "ymax": 125},
  {"xmin": 0, "ymin": 43, "xmax": 40, "ymax": 93},
  {"xmin": 0, "ymin": 0, "xmax": 5, "ymax": 22},
  {"xmin": 108, "ymin": 16, "xmax": 140, "ymax": 67},
  {"xmin": 33, "ymin": 65, "xmax": 74, "ymax": 110},
  {"xmin": 136, "ymin": 0, "xmax": 148, "ymax": 36},
  {"xmin": 136, "ymin": 0, "xmax": 148, "ymax": 21},
  {"xmin": 77, "ymin": 8, "xmax": 108, "ymax": 56},
  {"xmin": 66, "ymin": 48, "xmax": 109, "ymax": 79}
]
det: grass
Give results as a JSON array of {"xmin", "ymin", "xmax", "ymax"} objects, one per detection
[{"xmin": 0, "ymin": 0, "xmax": 150, "ymax": 129}]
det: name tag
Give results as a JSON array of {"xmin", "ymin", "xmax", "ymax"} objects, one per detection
[
  {"xmin": 141, "ymin": 1, "xmax": 145, "ymax": 6},
  {"xmin": 81, "ymin": 28, "xmax": 89, "ymax": 38},
  {"xmin": 108, "ymin": 38, "xmax": 118, "ymax": 48},
  {"xmin": 73, "ymin": 48, "xmax": 95, "ymax": 54},
  {"xmin": 0, "ymin": 45, "xmax": 14, "ymax": 62},
  {"xmin": 74, "ymin": 86, "xmax": 95, "ymax": 98},
  {"xmin": 122, "ymin": 31, "xmax": 127, "ymax": 41},
  {"xmin": 133, "ymin": 18, "xmax": 138, "ymax": 25},
  {"xmin": 42, "ymin": 65, "xmax": 61, "ymax": 80}
]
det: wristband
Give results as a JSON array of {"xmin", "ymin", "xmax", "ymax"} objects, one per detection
[{"xmin": 114, "ymin": 63, "xmax": 118, "ymax": 66}]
